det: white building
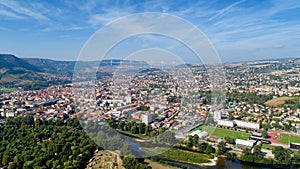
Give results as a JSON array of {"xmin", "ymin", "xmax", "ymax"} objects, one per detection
[
  {"xmin": 125, "ymin": 96, "xmax": 131, "ymax": 104},
  {"xmin": 213, "ymin": 111, "xmax": 222, "ymax": 122},
  {"xmin": 234, "ymin": 120, "xmax": 260, "ymax": 130},
  {"xmin": 106, "ymin": 110, "xmax": 121, "ymax": 117},
  {"xmin": 0, "ymin": 109, "xmax": 4, "ymax": 117},
  {"xmin": 296, "ymin": 124, "xmax": 300, "ymax": 134},
  {"xmin": 217, "ymin": 120, "xmax": 235, "ymax": 128},
  {"xmin": 235, "ymin": 139, "xmax": 255, "ymax": 148},
  {"xmin": 189, "ymin": 130, "xmax": 209, "ymax": 139},
  {"xmin": 5, "ymin": 111, "xmax": 15, "ymax": 117},
  {"xmin": 46, "ymin": 109, "xmax": 58, "ymax": 114},
  {"xmin": 142, "ymin": 113, "xmax": 155, "ymax": 124},
  {"xmin": 150, "ymin": 106, "xmax": 156, "ymax": 111},
  {"xmin": 102, "ymin": 99, "xmax": 125, "ymax": 106},
  {"xmin": 16, "ymin": 108, "xmax": 27, "ymax": 114}
]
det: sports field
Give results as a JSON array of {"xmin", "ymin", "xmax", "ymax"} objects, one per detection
[
  {"xmin": 278, "ymin": 134, "xmax": 300, "ymax": 144},
  {"xmin": 202, "ymin": 126, "xmax": 251, "ymax": 140}
]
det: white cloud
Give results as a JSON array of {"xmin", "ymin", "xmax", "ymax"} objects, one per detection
[
  {"xmin": 208, "ymin": 0, "xmax": 245, "ymax": 22},
  {"xmin": 0, "ymin": 8, "xmax": 24, "ymax": 19},
  {"xmin": 88, "ymin": 10, "xmax": 131, "ymax": 26},
  {"xmin": 0, "ymin": 0, "xmax": 299, "ymax": 61},
  {"xmin": 0, "ymin": 0, "xmax": 48, "ymax": 20}
]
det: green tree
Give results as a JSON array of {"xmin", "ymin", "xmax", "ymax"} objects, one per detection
[
  {"xmin": 262, "ymin": 130, "xmax": 268, "ymax": 138},
  {"xmin": 225, "ymin": 152, "xmax": 237, "ymax": 160},
  {"xmin": 272, "ymin": 146, "xmax": 291, "ymax": 164},
  {"xmin": 145, "ymin": 125, "xmax": 152, "ymax": 136},
  {"xmin": 108, "ymin": 118, "xmax": 116, "ymax": 128},
  {"xmin": 131, "ymin": 125, "xmax": 138, "ymax": 134},
  {"xmin": 205, "ymin": 144, "xmax": 215, "ymax": 154},
  {"xmin": 2, "ymin": 154, "xmax": 9, "ymax": 166},
  {"xmin": 122, "ymin": 157, "xmax": 150, "ymax": 169},
  {"xmin": 138, "ymin": 123, "xmax": 146, "ymax": 134},
  {"xmin": 118, "ymin": 121, "xmax": 125, "ymax": 130},
  {"xmin": 8, "ymin": 162, "xmax": 17, "ymax": 169},
  {"xmin": 192, "ymin": 134, "xmax": 199, "ymax": 147},
  {"xmin": 198, "ymin": 142, "xmax": 208, "ymax": 152},
  {"xmin": 225, "ymin": 136, "xmax": 235, "ymax": 144},
  {"xmin": 217, "ymin": 141, "xmax": 227, "ymax": 155},
  {"xmin": 186, "ymin": 135, "xmax": 194, "ymax": 149},
  {"xmin": 0, "ymin": 117, "xmax": 98, "ymax": 169},
  {"xmin": 252, "ymin": 144, "xmax": 262, "ymax": 158},
  {"xmin": 293, "ymin": 150, "xmax": 300, "ymax": 164},
  {"xmin": 242, "ymin": 148, "xmax": 251, "ymax": 156}
]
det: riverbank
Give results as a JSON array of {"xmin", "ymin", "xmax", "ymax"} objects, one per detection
[
  {"xmin": 200, "ymin": 157, "xmax": 218, "ymax": 166},
  {"xmin": 116, "ymin": 129, "xmax": 150, "ymax": 141},
  {"xmin": 148, "ymin": 156, "xmax": 300, "ymax": 169},
  {"xmin": 142, "ymin": 147, "xmax": 216, "ymax": 166},
  {"xmin": 145, "ymin": 159, "xmax": 179, "ymax": 169}
]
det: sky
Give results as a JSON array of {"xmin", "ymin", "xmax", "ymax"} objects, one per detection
[{"xmin": 0, "ymin": 0, "xmax": 300, "ymax": 63}]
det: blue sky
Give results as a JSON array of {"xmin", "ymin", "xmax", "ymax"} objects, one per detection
[{"xmin": 0, "ymin": 0, "xmax": 300, "ymax": 63}]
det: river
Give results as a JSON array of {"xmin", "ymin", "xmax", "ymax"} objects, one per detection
[
  {"xmin": 123, "ymin": 134, "xmax": 300, "ymax": 169},
  {"xmin": 210, "ymin": 157, "xmax": 298, "ymax": 169},
  {"xmin": 153, "ymin": 157, "xmax": 300, "ymax": 169}
]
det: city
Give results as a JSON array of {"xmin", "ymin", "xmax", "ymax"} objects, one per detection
[
  {"xmin": 1, "ymin": 56, "xmax": 300, "ymax": 168},
  {"xmin": 1, "ymin": 0, "xmax": 300, "ymax": 169}
]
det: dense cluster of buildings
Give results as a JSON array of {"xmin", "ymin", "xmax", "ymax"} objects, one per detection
[
  {"xmin": 0, "ymin": 85, "xmax": 75, "ymax": 121},
  {"xmin": 0, "ymin": 60, "xmax": 299, "ymax": 154},
  {"xmin": 225, "ymin": 60, "xmax": 300, "ymax": 96}
]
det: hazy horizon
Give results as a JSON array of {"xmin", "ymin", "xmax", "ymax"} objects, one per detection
[{"xmin": 1, "ymin": 53, "xmax": 300, "ymax": 65}]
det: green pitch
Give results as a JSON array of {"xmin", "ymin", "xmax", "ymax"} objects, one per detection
[
  {"xmin": 202, "ymin": 126, "xmax": 251, "ymax": 140},
  {"xmin": 278, "ymin": 134, "xmax": 300, "ymax": 144}
]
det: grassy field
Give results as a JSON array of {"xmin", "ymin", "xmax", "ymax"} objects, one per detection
[
  {"xmin": 262, "ymin": 144, "xmax": 276, "ymax": 150},
  {"xmin": 142, "ymin": 148, "xmax": 213, "ymax": 164},
  {"xmin": 264, "ymin": 97, "xmax": 294, "ymax": 107},
  {"xmin": 0, "ymin": 88, "xmax": 19, "ymax": 93},
  {"xmin": 202, "ymin": 126, "xmax": 251, "ymax": 140},
  {"xmin": 159, "ymin": 149, "xmax": 213, "ymax": 164},
  {"xmin": 278, "ymin": 134, "xmax": 300, "ymax": 144}
]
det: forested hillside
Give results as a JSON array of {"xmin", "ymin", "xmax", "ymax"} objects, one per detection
[{"xmin": 0, "ymin": 117, "xmax": 97, "ymax": 169}]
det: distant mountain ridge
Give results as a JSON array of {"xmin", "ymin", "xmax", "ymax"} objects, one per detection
[
  {"xmin": 0, "ymin": 54, "xmax": 73, "ymax": 91},
  {"xmin": 0, "ymin": 54, "xmax": 151, "ymax": 73},
  {"xmin": 23, "ymin": 58, "xmax": 150, "ymax": 72},
  {"xmin": 0, "ymin": 53, "xmax": 300, "ymax": 92},
  {"xmin": 0, "ymin": 54, "xmax": 151, "ymax": 91},
  {"xmin": 1, "ymin": 54, "xmax": 300, "ymax": 73},
  {"xmin": 0, "ymin": 54, "xmax": 41, "ymax": 72},
  {"xmin": 23, "ymin": 58, "xmax": 77, "ymax": 72}
]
